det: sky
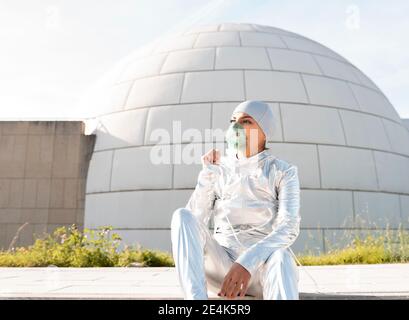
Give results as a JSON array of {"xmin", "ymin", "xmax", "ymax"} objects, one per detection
[{"xmin": 0, "ymin": 0, "xmax": 408, "ymax": 119}]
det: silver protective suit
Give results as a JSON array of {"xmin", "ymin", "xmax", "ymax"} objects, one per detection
[{"xmin": 171, "ymin": 149, "xmax": 301, "ymax": 299}]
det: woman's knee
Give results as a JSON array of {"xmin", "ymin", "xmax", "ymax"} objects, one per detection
[
  {"xmin": 171, "ymin": 207, "xmax": 195, "ymax": 229},
  {"xmin": 265, "ymin": 247, "xmax": 291, "ymax": 267}
]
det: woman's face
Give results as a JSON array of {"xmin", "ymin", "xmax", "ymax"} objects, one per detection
[{"xmin": 230, "ymin": 112, "xmax": 266, "ymax": 157}]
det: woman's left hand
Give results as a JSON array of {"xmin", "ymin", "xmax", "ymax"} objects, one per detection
[{"xmin": 218, "ymin": 262, "xmax": 251, "ymax": 299}]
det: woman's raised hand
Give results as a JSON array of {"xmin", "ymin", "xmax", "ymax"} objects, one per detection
[{"xmin": 201, "ymin": 148, "xmax": 220, "ymax": 166}]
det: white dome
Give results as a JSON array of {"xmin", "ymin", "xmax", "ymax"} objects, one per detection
[{"xmin": 83, "ymin": 22, "xmax": 409, "ymax": 254}]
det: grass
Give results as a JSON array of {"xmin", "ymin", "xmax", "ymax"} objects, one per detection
[{"xmin": 1, "ymin": 224, "xmax": 409, "ymax": 267}]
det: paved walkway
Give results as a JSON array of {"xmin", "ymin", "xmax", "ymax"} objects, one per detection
[{"xmin": 0, "ymin": 263, "xmax": 409, "ymax": 299}]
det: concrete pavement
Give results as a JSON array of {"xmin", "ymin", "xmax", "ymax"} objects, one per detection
[{"xmin": 0, "ymin": 263, "xmax": 409, "ymax": 299}]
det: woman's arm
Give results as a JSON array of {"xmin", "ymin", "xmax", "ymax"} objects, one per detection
[
  {"xmin": 185, "ymin": 162, "xmax": 220, "ymax": 227},
  {"xmin": 235, "ymin": 164, "xmax": 301, "ymax": 277}
]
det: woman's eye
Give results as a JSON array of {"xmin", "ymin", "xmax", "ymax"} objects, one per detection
[{"xmin": 230, "ymin": 119, "xmax": 235, "ymax": 123}]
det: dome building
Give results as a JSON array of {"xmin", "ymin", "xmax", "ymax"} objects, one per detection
[{"xmin": 82, "ymin": 22, "xmax": 409, "ymax": 255}]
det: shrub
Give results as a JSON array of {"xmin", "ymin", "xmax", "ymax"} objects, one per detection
[
  {"xmin": 296, "ymin": 226, "xmax": 409, "ymax": 266},
  {"xmin": 0, "ymin": 224, "xmax": 174, "ymax": 268}
]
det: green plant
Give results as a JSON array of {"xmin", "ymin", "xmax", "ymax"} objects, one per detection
[
  {"xmin": 296, "ymin": 225, "xmax": 409, "ymax": 266},
  {"xmin": 0, "ymin": 224, "xmax": 174, "ymax": 268}
]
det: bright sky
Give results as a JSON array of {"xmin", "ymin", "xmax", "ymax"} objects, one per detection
[{"xmin": 0, "ymin": 0, "xmax": 408, "ymax": 119}]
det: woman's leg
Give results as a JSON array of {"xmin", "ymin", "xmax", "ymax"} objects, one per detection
[
  {"xmin": 170, "ymin": 207, "xmax": 234, "ymax": 299},
  {"xmin": 259, "ymin": 247, "xmax": 300, "ymax": 300}
]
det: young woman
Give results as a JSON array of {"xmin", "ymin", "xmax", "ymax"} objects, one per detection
[{"xmin": 171, "ymin": 100, "xmax": 301, "ymax": 300}]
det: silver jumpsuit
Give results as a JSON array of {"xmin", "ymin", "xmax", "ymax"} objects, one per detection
[{"xmin": 171, "ymin": 149, "xmax": 301, "ymax": 299}]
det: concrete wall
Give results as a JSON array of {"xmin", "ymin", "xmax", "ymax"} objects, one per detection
[
  {"xmin": 402, "ymin": 119, "xmax": 409, "ymax": 131},
  {"xmin": 0, "ymin": 121, "xmax": 95, "ymax": 250}
]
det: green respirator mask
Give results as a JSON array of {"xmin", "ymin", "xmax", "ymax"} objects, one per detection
[{"xmin": 225, "ymin": 122, "xmax": 247, "ymax": 157}]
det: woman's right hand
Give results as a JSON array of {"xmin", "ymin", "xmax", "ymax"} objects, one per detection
[{"xmin": 201, "ymin": 148, "xmax": 220, "ymax": 166}]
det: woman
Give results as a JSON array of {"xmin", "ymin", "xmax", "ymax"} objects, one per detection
[{"xmin": 171, "ymin": 100, "xmax": 301, "ymax": 300}]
